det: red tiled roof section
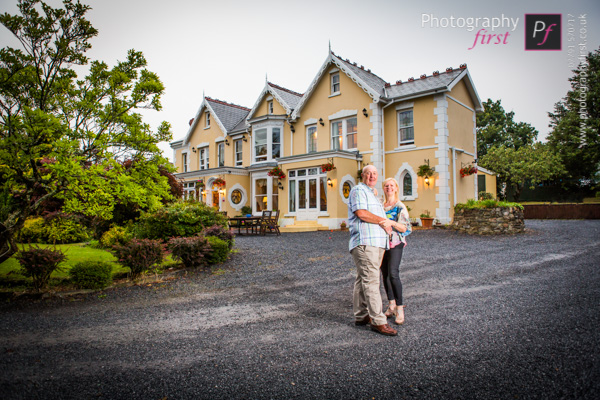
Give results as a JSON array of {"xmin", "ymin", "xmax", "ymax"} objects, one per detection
[
  {"xmin": 205, "ymin": 96, "xmax": 251, "ymax": 111},
  {"xmin": 267, "ymin": 82, "xmax": 303, "ymax": 97}
]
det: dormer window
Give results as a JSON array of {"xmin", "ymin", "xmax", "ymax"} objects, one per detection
[
  {"xmin": 268, "ymin": 100, "xmax": 274, "ymax": 114},
  {"xmin": 331, "ymin": 72, "xmax": 340, "ymax": 95},
  {"xmin": 205, "ymin": 111, "xmax": 211, "ymax": 128}
]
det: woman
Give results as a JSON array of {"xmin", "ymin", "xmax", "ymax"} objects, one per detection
[{"xmin": 378, "ymin": 178, "xmax": 410, "ymax": 325}]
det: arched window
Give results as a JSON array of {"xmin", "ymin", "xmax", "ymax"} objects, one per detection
[{"xmin": 402, "ymin": 173, "xmax": 412, "ymax": 197}]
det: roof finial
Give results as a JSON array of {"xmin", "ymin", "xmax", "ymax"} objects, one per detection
[
  {"xmin": 329, "ymin": 40, "xmax": 331, "ymax": 54},
  {"xmin": 265, "ymin": 73, "xmax": 268, "ymax": 84}
]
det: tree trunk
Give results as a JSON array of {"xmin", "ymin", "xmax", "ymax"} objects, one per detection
[{"xmin": 0, "ymin": 223, "xmax": 17, "ymax": 264}]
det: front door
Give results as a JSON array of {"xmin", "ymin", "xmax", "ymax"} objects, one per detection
[{"xmin": 291, "ymin": 167, "xmax": 326, "ymax": 221}]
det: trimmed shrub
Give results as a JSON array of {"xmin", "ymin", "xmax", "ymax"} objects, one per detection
[
  {"xmin": 100, "ymin": 225, "xmax": 132, "ymax": 248},
  {"xmin": 135, "ymin": 202, "xmax": 228, "ymax": 241},
  {"xmin": 205, "ymin": 236, "xmax": 230, "ymax": 265},
  {"xmin": 478, "ymin": 191, "xmax": 494, "ymax": 200},
  {"xmin": 202, "ymin": 224, "xmax": 234, "ymax": 249},
  {"xmin": 69, "ymin": 261, "xmax": 113, "ymax": 290},
  {"xmin": 44, "ymin": 216, "xmax": 90, "ymax": 244},
  {"xmin": 167, "ymin": 235, "xmax": 212, "ymax": 269},
  {"xmin": 18, "ymin": 217, "xmax": 45, "ymax": 243},
  {"xmin": 454, "ymin": 199, "xmax": 523, "ymax": 211},
  {"xmin": 112, "ymin": 239, "xmax": 164, "ymax": 279},
  {"xmin": 15, "ymin": 246, "xmax": 66, "ymax": 291}
]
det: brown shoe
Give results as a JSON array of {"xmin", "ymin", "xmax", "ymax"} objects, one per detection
[
  {"xmin": 355, "ymin": 316, "xmax": 371, "ymax": 326},
  {"xmin": 371, "ymin": 323, "xmax": 397, "ymax": 336}
]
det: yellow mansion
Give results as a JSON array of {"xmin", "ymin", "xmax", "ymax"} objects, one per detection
[{"xmin": 169, "ymin": 49, "xmax": 496, "ymax": 230}]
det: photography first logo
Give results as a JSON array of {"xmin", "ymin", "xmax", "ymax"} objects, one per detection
[{"xmin": 525, "ymin": 14, "xmax": 562, "ymax": 50}]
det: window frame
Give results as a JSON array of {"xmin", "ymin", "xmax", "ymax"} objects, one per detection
[
  {"xmin": 306, "ymin": 125, "xmax": 317, "ymax": 153},
  {"xmin": 217, "ymin": 142, "xmax": 225, "ymax": 167},
  {"xmin": 198, "ymin": 146, "xmax": 209, "ymax": 170},
  {"xmin": 330, "ymin": 117, "xmax": 358, "ymax": 151},
  {"xmin": 397, "ymin": 109, "xmax": 414, "ymax": 146},
  {"xmin": 205, "ymin": 111, "xmax": 211, "ymax": 128},
  {"xmin": 267, "ymin": 100, "xmax": 274, "ymax": 114},
  {"xmin": 234, "ymin": 139, "xmax": 243, "ymax": 166},
  {"xmin": 330, "ymin": 72, "xmax": 340, "ymax": 95},
  {"xmin": 182, "ymin": 152, "xmax": 188, "ymax": 173},
  {"xmin": 252, "ymin": 123, "xmax": 283, "ymax": 164}
]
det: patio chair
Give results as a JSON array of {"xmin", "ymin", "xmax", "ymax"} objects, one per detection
[{"xmin": 260, "ymin": 210, "xmax": 280, "ymax": 236}]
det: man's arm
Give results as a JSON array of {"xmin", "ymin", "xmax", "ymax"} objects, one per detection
[{"xmin": 355, "ymin": 209, "xmax": 393, "ymax": 233}]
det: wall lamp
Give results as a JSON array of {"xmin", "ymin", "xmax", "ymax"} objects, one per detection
[
  {"xmin": 424, "ymin": 177, "xmax": 430, "ymax": 186},
  {"xmin": 319, "ymin": 118, "xmax": 324, "ymax": 126},
  {"xmin": 225, "ymin": 139, "xmax": 230, "ymax": 146},
  {"xmin": 277, "ymin": 181, "xmax": 284, "ymax": 190},
  {"xmin": 191, "ymin": 147, "xmax": 196, "ymax": 153},
  {"xmin": 362, "ymin": 108, "xmax": 368, "ymax": 117},
  {"xmin": 242, "ymin": 135, "xmax": 248, "ymax": 142},
  {"xmin": 290, "ymin": 125, "xmax": 295, "ymax": 133},
  {"xmin": 327, "ymin": 178, "xmax": 333, "ymax": 187}
]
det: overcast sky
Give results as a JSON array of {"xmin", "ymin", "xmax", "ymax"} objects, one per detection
[{"xmin": 1, "ymin": 0, "xmax": 599, "ymax": 161}]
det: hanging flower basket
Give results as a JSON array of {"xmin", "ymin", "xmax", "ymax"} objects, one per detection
[
  {"xmin": 321, "ymin": 162, "xmax": 336, "ymax": 173},
  {"xmin": 267, "ymin": 166, "xmax": 286, "ymax": 179},
  {"xmin": 459, "ymin": 165, "xmax": 477, "ymax": 178},
  {"xmin": 213, "ymin": 178, "xmax": 226, "ymax": 187},
  {"xmin": 196, "ymin": 179, "xmax": 205, "ymax": 188}
]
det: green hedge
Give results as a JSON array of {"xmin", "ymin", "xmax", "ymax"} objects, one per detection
[{"xmin": 455, "ymin": 199, "xmax": 523, "ymax": 211}]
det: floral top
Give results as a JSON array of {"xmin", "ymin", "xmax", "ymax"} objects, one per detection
[{"xmin": 383, "ymin": 200, "xmax": 411, "ymax": 245}]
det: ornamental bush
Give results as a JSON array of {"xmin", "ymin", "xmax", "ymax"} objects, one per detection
[
  {"xmin": 454, "ymin": 199, "xmax": 523, "ymax": 211},
  {"xmin": 69, "ymin": 261, "xmax": 113, "ymax": 290},
  {"xmin": 100, "ymin": 225, "xmax": 133, "ymax": 248},
  {"xmin": 167, "ymin": 235, "xmax": 212, "ymax": 269},
  {"xmin": 15, "ymin": 246, "xmax": 66, "ymax": 291},
  {"xmin": 205, "ymin": 236, "xmax": 230, "ymax": 265},
  {"xmin": 112, "ymin": 239, "xmax": 164, "ymax": 279},
  {"xmin": 202, "ymin": 224, "xmax": 234, "ymax": 249},
  {"xmin": 44, "ymin": 215, "xmax": 90, "ymax": 244},
  {"xmin": 135, "ymin": 202, "xmax": 228, "ymax": 241},
  {"xmin": 18, "ymin": 217, "xmax": 45, "ymax": 243}
]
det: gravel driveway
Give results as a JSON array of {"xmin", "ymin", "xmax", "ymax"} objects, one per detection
[{"xmin": 1, "ymin": 220, "xmax": 599, "ymax": 399}]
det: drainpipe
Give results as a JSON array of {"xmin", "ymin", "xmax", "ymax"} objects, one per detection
[{"xmin": 451, "ymin": 146, "xmax": 457, "ymax": 207}]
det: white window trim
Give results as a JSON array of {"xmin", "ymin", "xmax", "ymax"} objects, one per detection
[
  {"xmin": 267, "ymin": 100, "xmax": 274, "ymax": 114},
  {"xmin": 217, "ymin": 142, "xmax": 225, "ymax": 167},
  {"xmin": 339, "ymin": 174, "xmax": 356, "ymax": 205},
  {"xmin": 306, "ymin": 125, "xmax": 317, "ymax": 153},
  {"xmin": 397, "ymin": 109, "xmax": 415, "ymax": 146},
  {"xmin": 198, "ymin": 146, "xmax": 210, "ymax": 170},
  {"xmin": 182, "ymin": 152, "xmax": 189, "ymax": 173},
  {"xmin": 205, "ymin": 111, "xmax": 211, "ymax": 129},
  {"xmin": 330, "ymin": 116, "xmax": 358, "ymax": 151},
  {"xmin": 394, "ymin": 163, "xmax": 418, "ymax": 201},
  {"xmin": 287, "ymin": 167, "xmax": 329, "ymax": 216},
  {"xmin": 252, "ymin": 122, "xmax": 284, "ymax": 164},
  {"xmin": 228, "ymin": 183, "xmax": 247, "ymax": 211},
  {"xmin": 252, "ymin": 173, "xmax": 273, "ymax": 215},
  {"xmin": 330, "ymin": 72, "xmax": 340, "ymax": 96},
  {"xmin": 234, "ymin": 139, "xmax": 243, "ymax": 167}
]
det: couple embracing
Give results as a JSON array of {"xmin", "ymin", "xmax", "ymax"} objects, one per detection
[{"xmin": 348, "ymin": 165, "xmax": 411, "ymax": 336}]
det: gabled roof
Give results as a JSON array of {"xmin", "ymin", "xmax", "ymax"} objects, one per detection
[
  {"xmin": 247, "ymin": 81, "xmax": 303, "ymax": 120},
  {"xmin": 184, "ymin": 96, "xmax": 250, "ymax": 144},
  {"xmin": 385, "ymin": 66, "xmax": 483, "ymax": 112},
  {"xmin": 291, "ymin": 51, "xmax": 388, "ymax": 120}
]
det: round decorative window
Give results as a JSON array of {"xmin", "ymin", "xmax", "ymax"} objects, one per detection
[
  {"xmin": 342, "ymin": 181, "xmax": 352, "ymax": 199},
  {"xmin": 231, "ymin": 189, "xmax": 242, "ymax": 205}
]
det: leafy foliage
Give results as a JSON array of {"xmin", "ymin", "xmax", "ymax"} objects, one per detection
[
  {"xmin": 417, "ymin": 164, "xmax": 435, "ymax": 178},
  {"xmin": 100, "ymin": 225, "xmax": 132, "ymax": 248},
  {"xmin": 135, "ymin": 202, "xmax": 228, "ymax": 241},
  {"xmin": 205, "ymin": 236, "xmax": 230, "ymax": 265},
  {"xmin": 18, "ymin": 217, "xmax": 46, "ymax": 243},
  {"xmin": 167, "ymin": 235, "xmax": 212, "ymax": 269},
  {"xmin": 18, "ymin": 215, "xmax": 90, "ymax": 244},
  {"xmin": 15, "ymin": 245, "xmax": 66, "ymax": 290},
  {"xmin": 479, "ymin": 143, "xmax": 566, "ymax": 201},
  {"xmin": 547, "ymin": 47, "xmax": 600, "ymax": 187},
  {"xmin": 112, "ymin": 239, "xmax": 164, "ymax": 279},
  {"xmin": 0, "ymin": 0, "xmax": 174, "ymax": 263},
  {"xmin": 455, "ymin": 199, "xmax": 523, "ymax": 211},
  {"xmin": 476, "ymin": 99, "xmax": 538, "ymax": 159},
  {"xmin": 202, "ymin": 224, "xmax": 234, "ymax": 249},
  {"xmin": 69, "ymin": 261, "xmax": 112, "ymax": 290}
]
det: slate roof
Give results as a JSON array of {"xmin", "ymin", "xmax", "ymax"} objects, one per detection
[
  {"xmin": 267, "ymin": 82, "xmax": 303, "ymax": 111},
  {"xmin": 332, "ymin": 54, "xmax": 388, "ymax": 99},
  {"xmin": 205, "ymin": 97, "xmax": 250, "ymax": 133},
  {"xmin": 385, "ymin": 68, "xmax": 466, "ymax": 99}
]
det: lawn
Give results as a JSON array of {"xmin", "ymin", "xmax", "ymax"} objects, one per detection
[{"xmin": 0, "ymin": 243, "xmax": 178, "ymax": 290}]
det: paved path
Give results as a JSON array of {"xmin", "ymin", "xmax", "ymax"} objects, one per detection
[{"xmin": 1, "ymin": 220, "xmax": 599, "ymax": 399}]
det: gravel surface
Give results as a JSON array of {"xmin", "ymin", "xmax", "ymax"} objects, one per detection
[{"xmin": 1, "ymin": 220, "xmax": 599, "ymax": 399}]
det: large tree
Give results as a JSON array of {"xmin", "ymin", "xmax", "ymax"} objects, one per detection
[
  {"xmin": 547, "ymin": 47, "xmax": 600, "ymax": 187},
  {"xmin": 478, "ymin": 143, "xmax": 565, "ymax": 201},
  {"xmin": 0, "ymin": 0, "xmax": 174, "ymax": 262},
  {"xmin": 476, "ymin": 98, "xmax": 538, "ymax": 159}
]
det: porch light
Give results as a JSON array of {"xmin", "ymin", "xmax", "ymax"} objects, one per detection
[
  {"xmin": 192, "ymin": 147, "xmax": 196, "ymax": 153},
  {"xmin": 327, "ymin": 178, "xmax": 333, "ymax": 187},
  {"xmin": 278, "ymin": 181, "xmax": 284, "ymax": 190},
  {"xmin": 424, "ymin": 177, "xmax": 430, "ymax": 186},
  {"xmin": 319, "ymin": 118, "xmax": 324, "ymax": 126},
  {"xmin": 290, "ymin": 125, "xmax": 295, "ymax": 133},
  {"xmin": 242, "ymin": 135, "xmax": 248, "ymax": 142},
  {"xmin": 362, "ymin": 108, "xmax": 368, "ymax": 117},
  {"xmin": 225, "ymin": 138, "xmax": 230, "ymax": 146}
]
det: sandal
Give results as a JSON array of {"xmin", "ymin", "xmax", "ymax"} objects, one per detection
[
  {"xmin": 395, "ymin": 305, "xmax": 406, "ymax": 325},
  {"xmin": 384, "ymin": 306, "xmax": 396, "ymax": 318}
]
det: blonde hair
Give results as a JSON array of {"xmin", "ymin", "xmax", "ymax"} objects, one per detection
[{"xmin": 383, "ymin": 178, "xmax": 399, "ymax": 203}]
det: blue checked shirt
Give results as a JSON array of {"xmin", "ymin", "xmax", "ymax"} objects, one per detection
[{"xmin": 348, "ymin": 183, "xmax": 389, "ymax": 252}]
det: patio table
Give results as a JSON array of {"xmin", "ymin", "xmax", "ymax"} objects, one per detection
[{"xmin": 228, "ymin": 216, "xmax": 261, "ymax": 235}]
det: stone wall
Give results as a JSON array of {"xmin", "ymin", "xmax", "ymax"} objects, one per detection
[{"xmin": 452, "ymin": 207, "xmax": 524, "ymax": 235}]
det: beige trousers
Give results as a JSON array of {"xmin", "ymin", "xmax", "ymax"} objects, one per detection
[{"xmin": 351, "ymin": 245, "xmax": 386, "ymax": 326}]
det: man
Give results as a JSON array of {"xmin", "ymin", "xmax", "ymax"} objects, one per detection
[{"xmin": 348, "ymin": 165, "xmax": 397, "ymax": 336}]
